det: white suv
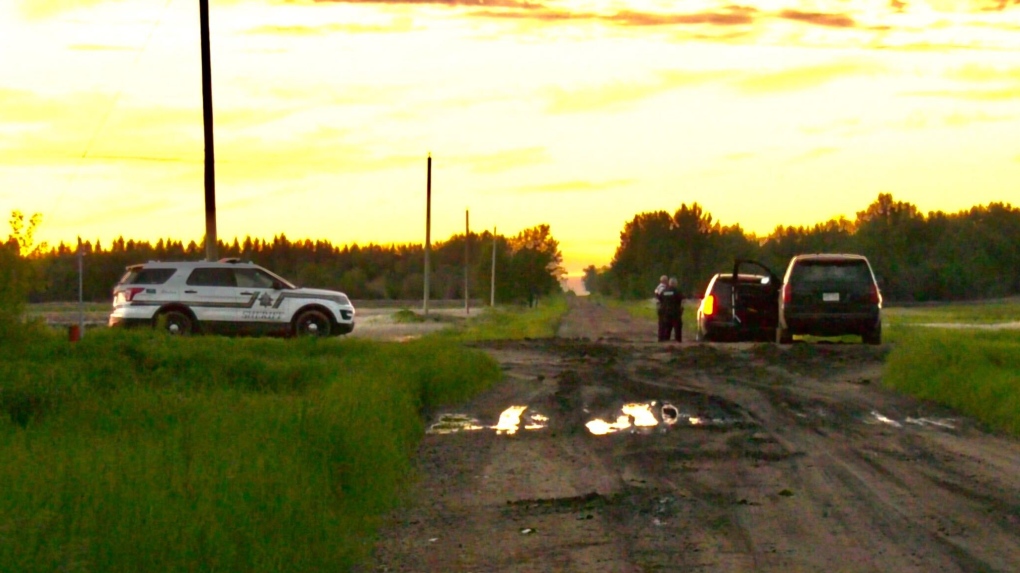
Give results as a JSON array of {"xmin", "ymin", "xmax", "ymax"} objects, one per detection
[{"xmin": 108, "ymin": 259, "xmax": 355, "ymax": 337}]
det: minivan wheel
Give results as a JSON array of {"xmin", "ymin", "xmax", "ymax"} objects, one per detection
[
  {"xmin": 776, "ymin": 326, "xmax": 792, "ymax": 345},
  {"xmin": 157, "ymin": 310, "xmax": 193, "ymax": 336},
  {"xmin": 294, "ymin": 309, "xmax": 332, "ymax": 337},
  {"xmin": 862, "ymin": 324, "xmax": 882, "ymax": 345}
]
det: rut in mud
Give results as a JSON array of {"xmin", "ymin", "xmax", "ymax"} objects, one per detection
[{"xmin": 356, "ymin": 297, "xmax": 1020, "ymax": 573}]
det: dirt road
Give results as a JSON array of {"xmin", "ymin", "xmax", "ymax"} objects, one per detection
[{"xmin": 357, "ymin": 297, "xmax": 1020, "ymax": 572}]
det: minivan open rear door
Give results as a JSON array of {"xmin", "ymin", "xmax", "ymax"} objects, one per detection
[{"xmin": 730, "ymin": 260, "xmax": 781, "ymax": 334}]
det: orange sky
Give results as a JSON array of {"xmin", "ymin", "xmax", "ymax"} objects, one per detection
[{"xmin": 2, "ymin": 0, "xmax": 1019, "ymax": 276}]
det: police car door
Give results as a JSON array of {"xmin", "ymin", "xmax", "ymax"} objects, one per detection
[
  {"xmin": 183, "ymin": 267, "xmax": 243, "ymax": 325},
  {"xmin": 234, "ymin": 268, "xmax": 287, "ymax": 327}
]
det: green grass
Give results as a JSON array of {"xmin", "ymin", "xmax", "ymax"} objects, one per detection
[
  {"xmin": 392, "ymin": 308, "xmax": 427, "ymax": 323},
  {"xmin": 25, "ymin": 301, "xmax": 110, "ymax": 314},
  {"xmin": 883, "ymin": 298, "xmax": 1020, "ymax": 326},
  {"xmin": 883, "ymin": 327, "xmax": 1020, "ymax": 437},
  {"xmin": 0, "ymin": 327, "xmax": 501, "ymax": 572},
  {"xmin": 438, "ymin": 295, "xmax": 569, "ymax": 341}
]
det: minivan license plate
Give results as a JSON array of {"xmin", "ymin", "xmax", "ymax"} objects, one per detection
[{"xmin": 823, "ymin": 292, "xmax": 840, "ymax": 302}]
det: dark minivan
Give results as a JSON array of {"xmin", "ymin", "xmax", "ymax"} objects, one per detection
[{"xmin": 776, "ymin": 254, "xmax": 883, "ymax": 344}]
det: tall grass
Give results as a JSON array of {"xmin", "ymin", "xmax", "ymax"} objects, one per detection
[
  {"xmin": 440, "ymin": 295, "xmax": 569, "ymax": 341},
  {"xmin": 0, "ymin": 328, "xmax": 500, "ymax": 572},
  {"xmin": 883, "ymin": 328, "xmax": 1020, "ymax": 436}
]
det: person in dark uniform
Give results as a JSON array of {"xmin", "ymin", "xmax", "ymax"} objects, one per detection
[{"xmin": 656, "ymin": 277, "xmax": 684, "ymax": 342}]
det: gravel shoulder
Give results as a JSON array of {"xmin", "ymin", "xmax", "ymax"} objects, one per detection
[{"xmin": 356, "ymin": 296, "xmax": 1020, "ymax": 572}]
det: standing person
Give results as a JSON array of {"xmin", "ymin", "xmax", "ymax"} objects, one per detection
[
  {"xmin": 653, "ymin": 275, "xmax": 668, "ymax": 310},
  {"xmin": 657, "ymin": 277, "xmax": 684, "ymax": 342}
]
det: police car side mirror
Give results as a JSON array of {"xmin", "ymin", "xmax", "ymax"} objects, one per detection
[{"xmin": 272, "ymin": 280, "xmax": 286, "ymax": 290}]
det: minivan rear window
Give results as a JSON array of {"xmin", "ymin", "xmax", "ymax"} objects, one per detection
[
  {"xmin": 119, "ymin": 268, "xmax": 176, "ymax": 285},
  {"xmin": 791, "ymin": 260, "xmax": 871, "ymax": 284}
]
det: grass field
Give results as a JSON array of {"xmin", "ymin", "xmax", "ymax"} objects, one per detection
[
  {"xmin": 882, "ymin": 327, "xmax": 1020, "ymax": 437},
  {"xmin": 883, "ymin": 298, "xmax": 1020, "ymax": 326},
  {"xmin": 0, "ymin": 300, "xmax": 574, "ymax": 572}
]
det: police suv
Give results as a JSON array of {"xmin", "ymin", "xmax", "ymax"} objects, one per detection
[{"xmin": 108, "ymin": 259, "xmax": 355, "ymax": 337}]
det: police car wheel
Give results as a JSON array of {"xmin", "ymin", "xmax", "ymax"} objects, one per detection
[
  {"xmin": 294, "ymin": 309, "xmax": 331, "ymax": 337},
  {"xmin": 158, "ymin": 310, "xmax": 192, "ymax": 336}
]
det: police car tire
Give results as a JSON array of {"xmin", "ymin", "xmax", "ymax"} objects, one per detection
[
  {"xmin": 158, "ymin": 310, "xmax": 193, "ymax": 336},
  {"xmin": 294, "ymin": 309, "xmax": 332, "ymax": 337}
]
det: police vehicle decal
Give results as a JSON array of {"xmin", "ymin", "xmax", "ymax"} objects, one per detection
[
  {"xmin": 127, "ymin": 291, "xmax": 350, "ymax": 312},
  {"xmin": 271, "ymin": 292, "xmax": 349, "ymax": 309}
]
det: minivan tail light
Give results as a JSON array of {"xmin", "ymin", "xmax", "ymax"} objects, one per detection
[
  {"xmin": 703, "ymin": 295, "xmax": 715, "ymax": 316},
  {"xmin": 782, "ymin": 283, "xmax": 791, "ymax": 304},
  {"xmin": 868, "ymin": 284, "xmax": 880, "ymax": 304}
]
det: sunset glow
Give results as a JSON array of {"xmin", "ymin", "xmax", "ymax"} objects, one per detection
[{"xmin": 2, "ymin": 0, "xmax": 1019, "ymax": 276}]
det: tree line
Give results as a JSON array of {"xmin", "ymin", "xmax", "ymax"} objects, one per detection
[
  {"xmin": 584, "ymin": 193, "xmax": 1020, "ymax": 302},
  {"xmin": 10, "ymin": 219, "xmax": 565, "ymax": 304}
]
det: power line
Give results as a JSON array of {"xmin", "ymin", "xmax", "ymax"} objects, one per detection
[{"xmin": 46, "ymin": 0, "xmax": 177, "ymax": 229}]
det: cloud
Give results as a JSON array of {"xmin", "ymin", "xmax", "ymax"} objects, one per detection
[
  {"xmin": 15, "ymin": 0, "xmax": 109, "ymax": 20},
  {"xmin": 310, "ymin": 0, "xmax": 543, "ymax": 8},
  {"xmin": 604, "ymin": 7, "xmax": 757, "ymax": 27},
  {"xmin": 946, "ymin": 64, "xmax": 1020, "ymax": 83},
  {"xmin": 469, "ymin": 7, "xmax": 590, "ymax": 22},
  {"xmin": 460, "ymin": 147, "xmax": 550, "ymax": 173},
  {"xmin": 723, "ymin": 151, "xmax": 756, "ymax": 162},
  {"xmin": 68, "ymin": 43, "xmax": 135, "ymax": 51},
  {"xmin": 246, "ymin": 20, "xmax": 416, "ymax": 35},
  {"xmin": 906, "ymin": 87, "xmax": 1020, "ymax": 100},
  {"xmin": 943, "ymin": 110, "xmax": 1016, "ymax": 126},
  {"xmin": 778, "ymin": 9, "xmax": 856, "ymax": 28},
  {"xmin": 0, "ymin": 88, "xmax": 121, "ymax": 136},
  {"xmin": 546, "ymin": 69, "xmax": 728, "ymax": 113},
  {"xmin": 510, "ymin": 178, "xmax": 635, "ymax": 194},
  {"xmin": 904, "ymin": 63, "xmax": 1020, "ymax": 101},
  {"xmin": 737, "ymin": 60, "xmax": 884, "ymax": 94},
  {"xmin": 789, "ymin": 147, "xmax": 838, "ymax": 162},
  {"xmin": 470, "ymin": 4, "xmax": 759, "ymax": 27}
]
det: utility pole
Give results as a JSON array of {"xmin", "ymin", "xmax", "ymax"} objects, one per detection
[
  {"xmin": 423, "ymin": 153, "xmax": 431, "ymax": 316},
  {"xmin": 490, "ymin": 226, "xmax": 496, "ymax": 307},
  {"xmin": 77, "ymin": 236, "xmax": 84, "ymax": 339},
  {"xmin": 200, "ymin": 0, "xmax": 218, "ymax": 261},
  {"xmin": 465, "ymin": 209, "xmax": 470, "ymax": 315}
]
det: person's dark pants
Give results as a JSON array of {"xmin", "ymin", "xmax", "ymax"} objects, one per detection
[
  {"xmin": 659, "ymin": 315, "xmax": 682, "ymax": 342},
  {"xmin": 658, "ymin": 315, "xmax": 682, "ymax": 342}
]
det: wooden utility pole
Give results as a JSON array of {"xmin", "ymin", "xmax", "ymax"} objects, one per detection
[
  {"xmin": 77, "ymin": 236, "xmax": 84, "ymax": 338},
  {"xmin": 423, "ymin": 154, "xmax": 431, "ymax": 316},
  {"xmin": 200, "ymin": 0, "xmax": 218, "ymax": 261},
  {"xmin": 465, "ymin": 210, "xmax": 470, "ymax": 315},
  {"xmin": 490, "ymin": 226, "xmax": 496, "ymax": 307}
]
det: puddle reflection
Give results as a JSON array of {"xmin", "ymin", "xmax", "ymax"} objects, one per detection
[
  {"xmin": 428, "ymin": 402, "xmax": 736, "ymax": 437},
  {"xmin": 870, "ymin": 410, "xmax": 903, "ymax": 428},
  {"xmin": 428, "ymin": 406, "xmax": 548, "ymax": 436},
  {"xmin": 905, "ymin": 417, "xmax": 956, "ymax": 430},
  {"xmin": 585, "ymin": 401, "xmax": 730, "ymax": 435}
]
